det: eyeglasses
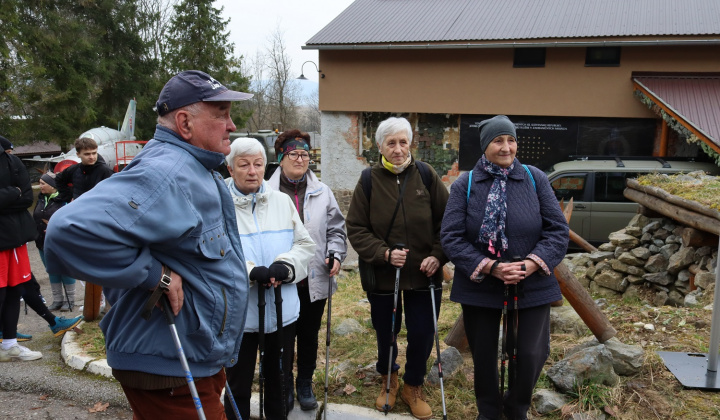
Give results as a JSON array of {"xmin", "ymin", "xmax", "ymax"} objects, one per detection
[{"xmin": 287, "ymin": 151, "xmax": 310, "ymax": 161}]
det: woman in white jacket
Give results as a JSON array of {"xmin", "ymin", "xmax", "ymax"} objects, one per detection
[
  {"xmin": 223, "ymin": 137, "xmax": 315, "ymax": 420},
  {"xmin": 268, "ymin": 129, "xmax": 347, "ymax": 411}
]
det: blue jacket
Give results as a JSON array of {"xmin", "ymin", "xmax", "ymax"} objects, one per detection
[
  {"xmin": 440, "ymin": 158, "xmax": 568, "ymax": 309},
  {"xmin": 45, "ymin": 125, "xmax": 249, "ymax": 378}
]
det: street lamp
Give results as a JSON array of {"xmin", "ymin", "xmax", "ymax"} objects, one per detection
[{"xmin": 297, "ymin": 61, "xmax": 324, "ymax": 80}]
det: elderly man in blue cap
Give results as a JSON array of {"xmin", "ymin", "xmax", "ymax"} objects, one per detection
[{"xmin": 45, "ymin": 70, "xmax": 253, "ymax": 418}]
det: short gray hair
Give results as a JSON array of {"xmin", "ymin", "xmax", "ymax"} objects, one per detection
[
  {"xmin": 226, "ymin": 137, "xmax": 267, "ymax": 166},
  {"xmin": 157, "ymin": 102, "xmax": 203, "ymax": 128},
  {"xmin": 375, "ymin": 117, "xmax": 413, "ymax": 148}
]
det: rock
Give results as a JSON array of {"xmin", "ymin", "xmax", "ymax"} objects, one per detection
[
  {"xmin": 696, "ymin": 246, "xmax": 713, "ymax": 258},
  {"xmin": 330, "ymin": 360, "xmax": 357, "ymax": 377},
  {"xmin": 585, "ymin": 265, "xmax": 598, "ymax": 279},
  {"xmin": 598, "ymin": 243, "xmax": 616, "ymax": 252},
  {"xmin": 630, "ymin": 247, "xmax": 651, "ymax": 260},
  {"xmin": 594, "ymin": 298, "xmax": 608, "ymax": 309},
  {"xmin": 643, "ymin": 324, "xmax": 655, "ymax": 331},
  {"xmin": 668, "ymin": 290, "xmax": 684, "ymax": 307},
  {"xmin": 594, "ymin": 270, "xmax": 628, "ymax": 292},
  {"xmin": 614, "ymin": 246, "xmax": 626, "ymax": 259},
  {"xmin": 643, "ymin": 271, "xmax": 674, "ymax": 286},
  {"xmin": 695, "ymin": 271, "xmax": 716, "ymax": 289},
  {"xmin": 628, "ymin": 214, "xmax": 650, "ymax": 230},
  {"xmin": 609, "ymin": 231, "xmax": 639, "ymax": 249},
  {"xmin": 626, "ymin": 265, "xmax": 646, "ymax": 276},
  {"xmin": 550, "ymin": 306, "xmax": 587, "ymax": 336},
  {"xmin": 532, "ymin": 389, "xmax": 569, "ymax": 414},
  {"xmin": 653, "ymin": 291, "xmax": 668, "ymax": 306},
  {"xmin": 625, "ymin": 275, "xmax": 644, "ymax": 285},
  {"xmin": 577, "ymin": 276, "xmax": 591, "ymax": 288},
  {"xmin": 642, "ymin": 221, "xmax": 661, "ymax": 234},
  {"xmin": 427, "ymin": 347, "xmax": 463, "ymax": 385},
  {"xmin": 611, "ymin": 259, "xmax": 629, "ymax": 274},
  {"xmin": 640, "ymin": 232, "xmax": 653, "ymax": 243},
  {"xmin": 546, "ymin": 345, "xmax": 619, "ymax": 393},
  {"xmin": 653, "ymin": 228, "xmax": 669, "ymax": 241},
  {"xmin": 684, "ymin": 294, "xmax": 698, "ymax": 307},
  {"xmin": 333, "ymin": 318, "xmax": 365, "ymax": 336},
  {"xmin": 644, "ymin": 254, "xmax": 668, "ymax": 273},
  {"xmin": 660, "ymin": 243, "xmax": 680, "ymax": 259},
  {"xmin": 667, "ymin": 247, "xmax": 696, "ymax": 274},
  {"xmin": 648, "ymin": 244, "xmax": 661, "ymax": 253},
  {"xmin": 625, "ymin": 226, "xmax": 642, "ymax": 237},
  {"xmin": 589, "ymin": 282, "xmax": 622, "ymax": 298},
  {"xmin": 601, "ymin": 337, "xmax": 645, "ymax": 376},
  {"xmin": 588, "ymin": 251, "xmax": 614, "ymax": 263},
  {"xmin": 570, "ymin": 254, "xmax": 591, "ymax": 268},
  {"xmin": 623, "ymin": 284, "xmax": 645, "ymax": 301},
  {"xmin": 571, "ymin": 411, "xmax": 607, "ymax": 420},
  {"xmin": 618, "ymin": 252, "xmax": 645, "ymax": 267}
]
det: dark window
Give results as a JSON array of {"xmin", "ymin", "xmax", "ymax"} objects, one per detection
[
  {"xmin": 585, "ymin": 47, "xmax": 621, "ymax": 66},
  {"xmin": 514, "ymin": 48, "xmax": 546, "ymax": 67},
  {"xmin": 594, "ymin": 172, "xmax": 636, "ymax": 202}
]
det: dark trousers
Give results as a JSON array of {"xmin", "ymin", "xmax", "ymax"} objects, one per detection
[
  {"xmin": 225, "ymin": 322, "xmax": 296, "ymax": 420},
  {"xmin": 368, "ymin": 288, "xmax": 440, "ymax": 386},
  {"xmin": 122, "ymin": 369, "xmax": 227, "ymax": 420},
  {"xmin": 0, "ymin": 285, "xmax": 22, "ymax": 340},
  {"xmin": 293, "ymin": 283, "xmax": 327, "ymax": 380},
  {"xmin": 462, "ymin": 303, "xmax": 550, "ymax": 420},
  {"xmin": 22, "ymin": 273, "xmax": 55, "ymax": 325}
]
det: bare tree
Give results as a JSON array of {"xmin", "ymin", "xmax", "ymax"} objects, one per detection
[
  {"xmin": 243, "ymin": 50, "xmax": 273, "ymax": 132},
  {"xmin": 299, "ymin": 91, "xmax": 321, "ymax": 134},
  {"xmin": 136, "ymin": 0, "xmax": 178, "ymax": 65},
  {"xmin": 265, "ymin": 28, "xmax": 301, "ymax": 130}
]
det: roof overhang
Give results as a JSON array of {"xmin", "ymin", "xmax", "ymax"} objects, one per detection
[
  {"xmin": 632, "ymin": 73, "xmax": 720, "ymax": 155},
  {"xmin": 304, "ymin": 38, "xmax": 720, "ymax": 51}
]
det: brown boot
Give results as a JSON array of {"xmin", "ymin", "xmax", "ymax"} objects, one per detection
[
  {"xmin": 375, "ymin": 371, "xmax": 399, "ymax": 412},
  {"xmin": 400, "ymin": 383, "xmax": 432, "ymax": 419}
]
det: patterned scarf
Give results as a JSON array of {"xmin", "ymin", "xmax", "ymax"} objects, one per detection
[{"xmin": 478, "ymin": 155, "xmax": 514, "ymax": 257}]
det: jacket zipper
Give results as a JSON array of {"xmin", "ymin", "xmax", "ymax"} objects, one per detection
[{"xmin": 218, "ymin": 287, "xmax": 227, "ymax": 336}]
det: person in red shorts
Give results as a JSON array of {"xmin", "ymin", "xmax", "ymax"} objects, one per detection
[{"xmin": 0, "ymin": 135, "xmax": 42, "ymax": 362}]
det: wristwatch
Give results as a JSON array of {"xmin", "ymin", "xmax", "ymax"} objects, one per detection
[{"xmin": 159, "ymin": 265, "xmax": 172, "ymax": 291}]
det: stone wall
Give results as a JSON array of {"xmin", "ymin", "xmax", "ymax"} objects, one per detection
[{"xmin": 566, "ymin": 214, "xmax": 718, "ymax": 307}]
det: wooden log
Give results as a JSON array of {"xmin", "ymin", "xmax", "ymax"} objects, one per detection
[
  {"xmin": 681, "ymin": 227, "xmax": 719, "ymax": 248},
  {"xmin": 626, "ymin": 179, "xmax": 720, "ymax": 221},
  {"xmin": 444, "ymin": 312, "xmax": 469, "ymax": 351},
  {"xmin": 554, "ymin": 262, "xmax": 617, "ymax": 343},
  {"xmin": 83, "ymin": 282, "xmax": 103, "ymax": 322},
  {"xmin": 624, "ymin": 188, "xmax": 720, "ymax": 235}
]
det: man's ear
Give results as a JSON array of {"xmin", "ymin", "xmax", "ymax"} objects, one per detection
[
  {"xmin": 227, "ymin": 165, "xmax": 233, "ymax": 176},
  {"xmin": 174, "ymin": 110, "xmax": 193, "ymax": 141}
]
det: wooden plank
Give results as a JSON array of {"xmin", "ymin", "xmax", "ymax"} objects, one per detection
[{"xmin": 83, "ymin": 282, "xmax": 103, "ymax": 322}]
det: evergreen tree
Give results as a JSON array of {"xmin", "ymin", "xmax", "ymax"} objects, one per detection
[{"xmin": 166, "ymin": 0, "xmax": 251, "ymax": 127}]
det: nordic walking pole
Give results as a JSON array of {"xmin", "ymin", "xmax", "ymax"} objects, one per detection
[
  {"xmin": 258, "ymin": 283, "xmax": 266, "ymax": 420},
  {"xmin": 383, "ymin": 243, "xmax": 405, "ymax": 415},
  {"xmin": 323, "ymin": 252, "xmax": 336, "ymax": 420},
  {"xmin": 500, "ymin": 282, "xmax": 509, "ymax": 405},
  {"xmin": 275, "ymin": 284, "xmax": 287, "ymax": 420},
  {"xmin": 225, "ymin": 378, "xmax": 242, "ymax": 420},
  {"xmin": 428, "ymin": 275, "xmax": 447, "ymax": 420},
  {"xmin": 159, "ymin": 295, "xmax": 207, "ymax": 420},
  {"xmin": 511, "ymin": 257, "xmax": 524, "ymax": 415},
  {"xmin": 61, "ymin": 281, "xmax": 73, "ymax": 311}
]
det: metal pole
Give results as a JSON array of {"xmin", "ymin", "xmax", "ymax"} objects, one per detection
[
  {"xmin": 160, "ymin": 297, "xmax": 206, "ymax": 420},
  {"xmin": 323, "ymin": 252, "xmax": 335, "ymax": 420},
  {"xmin": 706, "ymin": 236, "xmax": 720, "ymax": 372}
]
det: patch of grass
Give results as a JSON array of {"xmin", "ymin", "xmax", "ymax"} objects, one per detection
[
  {"xmin": 74, "ymin": 320, "xmax": 106, "ymax": 357},
  {"xmin": 637, "ymin": 172, "xmax": 720, "ymax": 209}
]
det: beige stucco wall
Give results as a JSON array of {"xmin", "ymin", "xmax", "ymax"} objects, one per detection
[{"xmin": 317, "ymin": 45, "xmax": 720, "ymax": 118}]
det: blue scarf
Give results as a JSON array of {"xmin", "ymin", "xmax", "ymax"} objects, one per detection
[{"xmin": 478, "ymin": 155, "xmax": 514, "ymax": 257}]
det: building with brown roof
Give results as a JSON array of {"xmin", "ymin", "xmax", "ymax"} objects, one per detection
[{"xmin": 305, "ymin": 0, "xmax": 720, "ymax": 191}]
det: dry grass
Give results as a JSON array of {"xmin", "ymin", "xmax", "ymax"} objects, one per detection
[{"xmin": 637, "ymin": 172, "xmax": 720, "ymax": 210}]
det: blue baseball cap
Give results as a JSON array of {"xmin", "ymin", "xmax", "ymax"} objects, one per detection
[{"xmin": 155, "ymin": 70, "xmax": 253, "ymax": 116}]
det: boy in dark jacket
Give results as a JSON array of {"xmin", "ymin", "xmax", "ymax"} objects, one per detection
[{"xmin": 55, "ymin": 137, "xmax": 113, "ymax": 202}]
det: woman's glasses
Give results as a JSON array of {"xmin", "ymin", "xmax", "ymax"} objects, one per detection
[{"xmin": 287, "ymin": 151, "xmax": 310, "ymax": 161}]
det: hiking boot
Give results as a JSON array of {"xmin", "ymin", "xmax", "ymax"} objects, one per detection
[
  {"xmin": 375, "ymin": 371, "xmax": 399, "ymax": 412},
  {"xmin": 296, "ymin": 377, "xmax": 318, "ymax": 411},
  {"xmin": 0, "ymin": 344, "xmax": 43, "ymax": 362},
  {"xmin": 48, "ymin": 283, "xmax": 64, "ymax": 311},
  {"xmin": 400, "ymin": 383, "xmax": 432, "ymax": 419},
  {"xmin": 286, "ymin": 375, "xmax": 295, "ymax": 414},
  {"xmin": 50, "ymin": 315, "xmax": 83, "ymax": 337},
  {"xmin": 0, "ymin": 332, "xmax": 32, "ymax": 342}
]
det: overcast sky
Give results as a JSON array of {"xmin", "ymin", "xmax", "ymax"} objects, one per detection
[{"xmin": 214, "ymin": 0, "xmax": 355, "ymax": 83}]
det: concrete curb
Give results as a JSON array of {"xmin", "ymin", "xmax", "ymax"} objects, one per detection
[{"xmin": 61, "ymin": 322, "xmax": 414, "ymax": 419}]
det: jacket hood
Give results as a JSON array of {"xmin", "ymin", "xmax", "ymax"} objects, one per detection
[{"xmin": 153, "ymin": 125, "xmax": 226, "ymax": 170}]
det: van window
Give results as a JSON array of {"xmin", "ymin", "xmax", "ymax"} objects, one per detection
[
  {"xmin": 594, "ymin": 172, "xmax": 637, "ymax": 202},
  {"xmin": 551, "ymin": 174, "xmax": 587, "ymax": 201}
]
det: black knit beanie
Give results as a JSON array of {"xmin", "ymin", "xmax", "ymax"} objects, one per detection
[{"xmin": 478, "ymin": 115, "xmax": 516, "ymax": 153}]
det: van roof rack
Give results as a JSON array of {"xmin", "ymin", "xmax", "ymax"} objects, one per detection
[{"xmin": 568, "ymin": 155, "xmax": 697, "ymax": 168}]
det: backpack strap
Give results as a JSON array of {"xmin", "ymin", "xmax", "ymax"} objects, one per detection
[
  {"xmin": 361, "ymin": 167, "xmax": 373, "ymax": 201},
  {"xmin": 466, "ymin": 165, "xmax": 535, "ymax": 204},
  {"xmin": 523, "ymin": 164, "xmax": 536, "ymax": 191},
  {"xmin": 415, "ymin": 160, "xmax": 433, "ymax": 191}
]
